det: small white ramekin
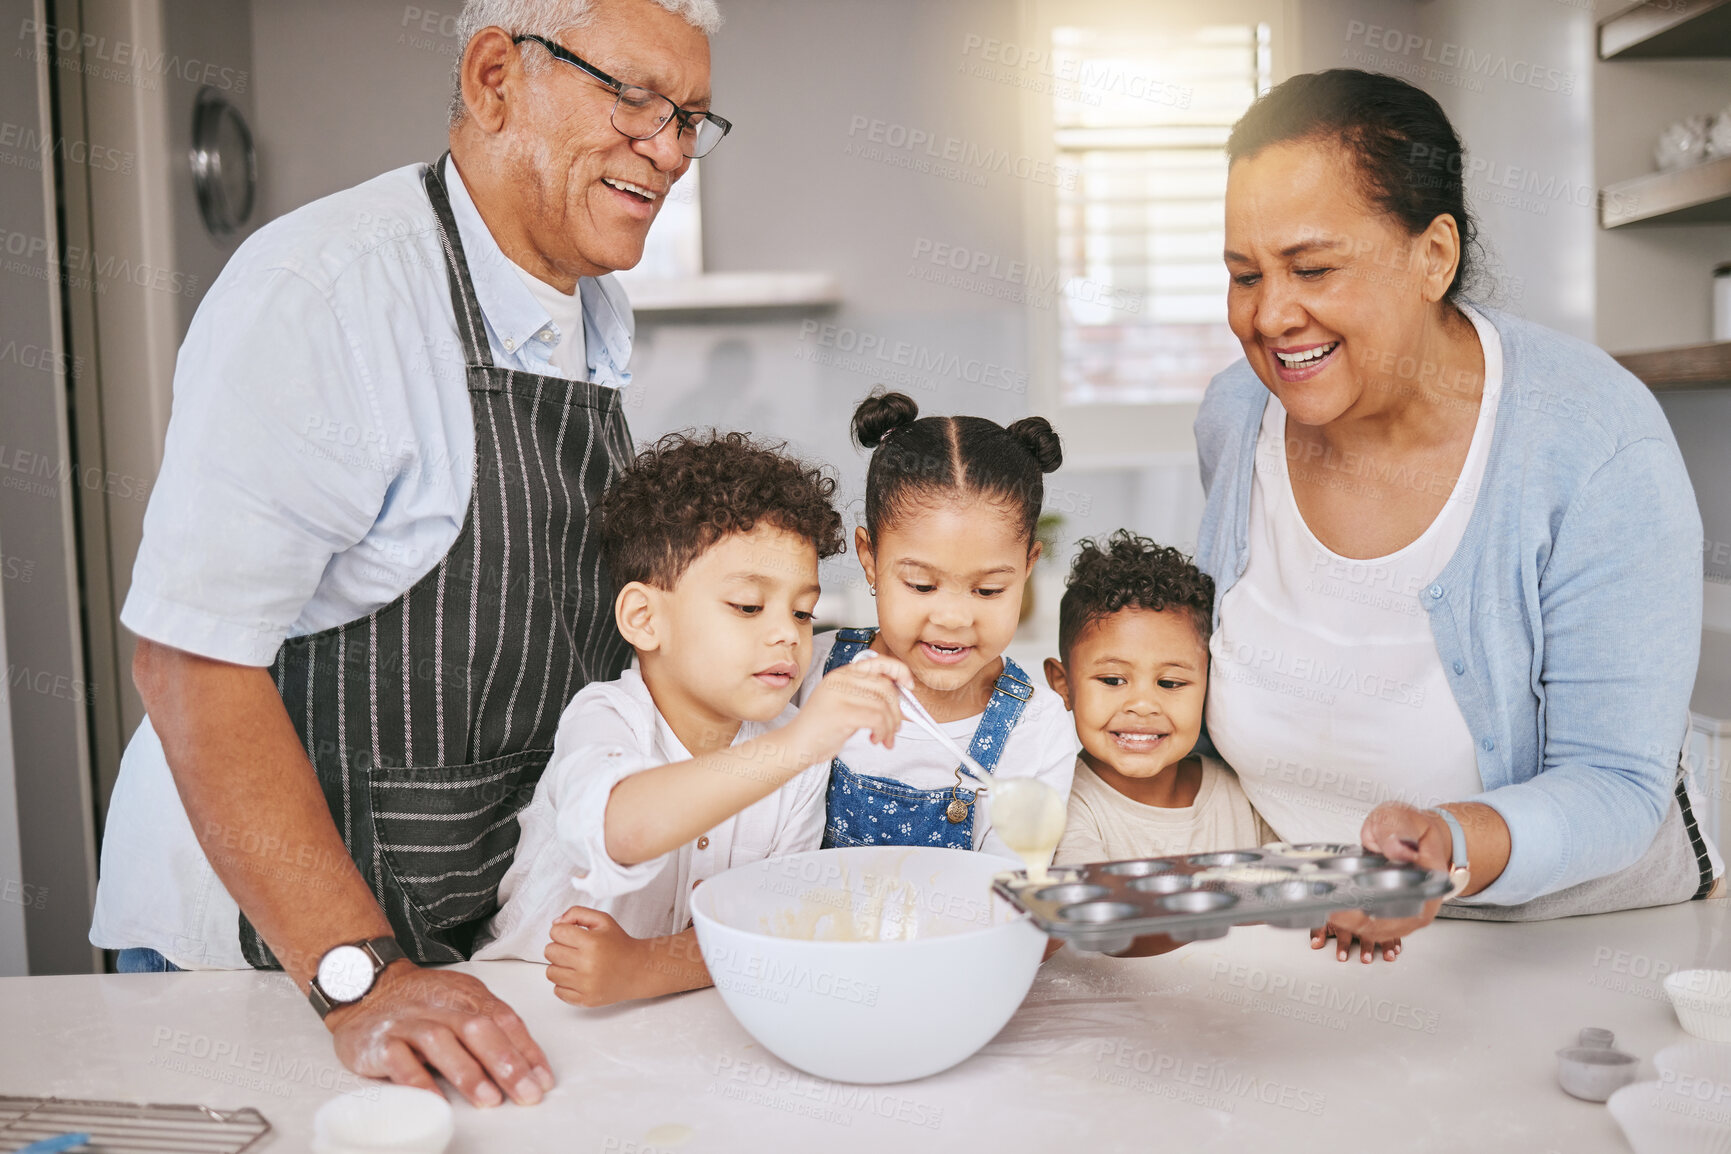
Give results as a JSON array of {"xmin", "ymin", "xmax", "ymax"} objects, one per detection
[
  {"xmin": 313, "ymin": 1085, "xmax": 453, "ymax": 1154},
  {"xmin": 1665, "ymin": 969, "xmax": 1731, "ymax": 1042}
]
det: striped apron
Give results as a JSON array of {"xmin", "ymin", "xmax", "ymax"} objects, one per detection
[{"xmin": 238, "ymin": 157, "xmax": 634, "ymax": 967}]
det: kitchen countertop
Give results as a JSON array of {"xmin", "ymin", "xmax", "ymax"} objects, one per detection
[{"xmin": 3, "ymin": 901, "xmax": 1727, "ymax": 1153}]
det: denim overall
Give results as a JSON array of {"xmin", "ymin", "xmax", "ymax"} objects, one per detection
[{"xmin": 820, "ymin": 628, "xmax": 1033, "ymax": 849}]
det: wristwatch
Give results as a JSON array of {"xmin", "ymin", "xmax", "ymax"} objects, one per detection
[
  {"xmin": 1427, "ymin": 807, "xmax": 1471, "ymax": 899},
  {"xmin": 308, "ymin": 936, "xmax": 406, "ymax": 1019}
]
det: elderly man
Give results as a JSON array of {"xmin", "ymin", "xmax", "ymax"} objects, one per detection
[{"xmin": 88, "ymin": 0, "xmax": 725, "ymax": 1106}]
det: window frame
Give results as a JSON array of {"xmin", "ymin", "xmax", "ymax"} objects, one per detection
[{"xmin": 1014, "ymin": 0, "xmax": 1293, "ymax": 463}]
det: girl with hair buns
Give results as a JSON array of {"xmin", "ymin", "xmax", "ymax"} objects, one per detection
[{"xmin": 798, "ymin": 391, "xmax": 1081, "ymax": 860}]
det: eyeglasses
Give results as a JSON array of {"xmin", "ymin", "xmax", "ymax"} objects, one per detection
[{"xmin": 513, "ymin": 33, "xmax": 732, "ymax": 160}]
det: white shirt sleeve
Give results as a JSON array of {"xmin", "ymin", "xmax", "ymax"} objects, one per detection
[
  {"xmin": 543, "ymin": 690, "xmax": 671, "ymax": 903},
  {"xmin": 121, "ymin": 265, "xmax": 399, "ymax": 665}
]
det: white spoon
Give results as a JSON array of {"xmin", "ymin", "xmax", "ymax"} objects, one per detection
[
  {"xmin": 846, "ymin": 649, "xmax": 1069, "ymax": 880},
  {"xmin": 849, "ymin": 648, "xmax": 993, "ymax": 785}
]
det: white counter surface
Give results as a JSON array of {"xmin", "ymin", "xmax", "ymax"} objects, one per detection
[{"xmin": 3, "ymin": 901, "xmax": 1728, "ymax": 1153}]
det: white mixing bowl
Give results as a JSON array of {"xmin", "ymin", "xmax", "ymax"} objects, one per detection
[{"xmin": 691, "ymin": 846, "xmax": 1045, "ymax": 1084}]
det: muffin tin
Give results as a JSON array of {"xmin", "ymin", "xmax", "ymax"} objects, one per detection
[{"xmin": 992, "ymin": 843, "xmax": 1452, "ymax": 953}]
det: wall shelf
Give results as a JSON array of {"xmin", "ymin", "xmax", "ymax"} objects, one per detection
[
  {"xmin": 1599, "ymin": 0, "xmax": 1731, "ymax": 59},
  {"xmin": 618, "ymin": 272, "xmax": 840, "ymax": 314},
  {"xmin": 1613, "ymin": 340, "xmax": 1731, "ymax": 390},
  {"xmin": 1600, "ymin": 156, "xmax": 1731, "ymax": 227}
]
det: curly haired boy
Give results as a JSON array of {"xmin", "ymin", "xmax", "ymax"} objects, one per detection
[
  {"xmin": 476, "ymin": 432, "xmax": 909, "ymax": 1004},
  {"xmin": 1043, "ymin": 530, "xmax": 1271, "ymax": 872}
]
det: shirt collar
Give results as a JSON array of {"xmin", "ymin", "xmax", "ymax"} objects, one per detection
[
  {"xmin": 442, "ymin": 156, "xmax": 549, "ymax": 360},
  {"xmin": 440, "ymin": 156, "xmax": 633, "ymax": 387}
]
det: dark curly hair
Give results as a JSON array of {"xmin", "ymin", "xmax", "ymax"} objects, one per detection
[
  {"xmin": 1058, "ymin": 530, "xmax": 1214, "ymax": 660},
  {"xmin": 600, "ymin": 431, "xmax": 846, "ymax": 591},
  {"xmin": 852, "ymin": 391, "xmax": 1063, "ymax": 547},
  {"xmin": 1226, "ymin": 69, "xmax": 1479, "ymax": 301}
]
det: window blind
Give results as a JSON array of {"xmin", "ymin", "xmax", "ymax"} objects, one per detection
[{"xmin": 1055, "ymin": 23, "xmax": 1272, "ymax": 404}]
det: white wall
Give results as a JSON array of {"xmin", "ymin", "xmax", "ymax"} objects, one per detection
[
  {"xmin": 1413, "ymin": 0, "xmax": 1598, "ymax": 338},
  {"xmin": 651, "ymin": 0, "xmax": 1042, "ymax": 578},
  {"xmin": 250, "ymin": 0, "xmax": 455, "ymax": 219}
]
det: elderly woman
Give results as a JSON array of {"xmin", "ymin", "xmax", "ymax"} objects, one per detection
[{"xmin": 1196, "ymin": 70, "xmax": 1721, "ymax": 962}]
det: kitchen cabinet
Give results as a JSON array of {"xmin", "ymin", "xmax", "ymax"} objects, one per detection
[
  {"xmin": 1614, "ymin": 339, "xmax": 1731, "ymax": 390},
  {"xmin": 1599, "ymin": 0, "xmax": 1731, "ymax": 61}
]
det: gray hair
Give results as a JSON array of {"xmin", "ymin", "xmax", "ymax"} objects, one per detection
[{"xmin": 448, "ymin": 0, "xmax": 722, "ymax": 126}]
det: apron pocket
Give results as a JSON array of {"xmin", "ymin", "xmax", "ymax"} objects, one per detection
[{"xmin": 370, "ymin": 748, "xmax": 549, "ymax": 931}]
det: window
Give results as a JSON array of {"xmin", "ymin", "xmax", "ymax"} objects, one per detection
[{"xmin": 1055, "ymin": 24, "xmax": 1272, "ymax": 404}]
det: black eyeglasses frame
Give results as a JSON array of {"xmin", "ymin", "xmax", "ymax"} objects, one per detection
[{"xmin": 512, "ymin": 32, "xmax": 732, "ymax": 159}]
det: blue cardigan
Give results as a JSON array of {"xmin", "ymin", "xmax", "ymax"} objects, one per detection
[{"xmin": 1193, "ymin": 306, "xmax": 1703, "ymax": 905}]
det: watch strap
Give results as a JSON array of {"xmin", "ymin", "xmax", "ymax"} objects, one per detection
[
  {"xmin": 363, "ymin": 936, "xmax": 407, "ymax": 970},
  {"xmin": 308, "ymin": 936, "xmax": 405, "ymax": 1019},
  {"xmin": 1427, "ymin": 807, "xmax": 1470, "ymax": 898}
]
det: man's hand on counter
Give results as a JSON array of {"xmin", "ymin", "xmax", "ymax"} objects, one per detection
[
  {"xmin": 324, "ymin": 960, "xmax": 555, "ymax": 1108},
  {"xmin": 135, "ymin": 639, "xmax": 556, "ymax": 1109}
]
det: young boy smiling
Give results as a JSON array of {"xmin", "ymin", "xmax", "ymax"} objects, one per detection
[
  {"xmin": 475, "ymin": 432, "xmax": 907, "ymax": 1005},
  {"xmin": 1043, "ymin": 531, "xmax": 1270, "ymax": 865}
]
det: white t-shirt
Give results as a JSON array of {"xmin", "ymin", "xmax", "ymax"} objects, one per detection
[
  {"xmin": 507, "ymin": 261, "xmax": 588, "ymax": 381},
  {"xmin": 799, "ymin": 631, "xmax": 1080, "ymax": 863},
  {"xmin": 1054, "ymin": 756, "xmax": 1273, "ymax": 867},
  {"xmin": 476, "ymin": 669, "xmax": 829, "ymax": 960},
  {"xmin": 1206, "ymin": 305, "xmax": 1504, "ymax": 845}
]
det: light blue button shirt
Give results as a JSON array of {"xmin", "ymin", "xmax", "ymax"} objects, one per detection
[
  {"xmin": 445, "ymin": 158, "xmax": 633, "ymax": 389},
  {"xmin": 1194, "ymin": 305, "xmax": 1705, "ymax": 906},
  {"xmin": 92, "ymin": 157, "xmax": 636, "ymax": 967},
  {"xmin": 120, "ymin": 156, "xmax": 633, "ymax": 666}
]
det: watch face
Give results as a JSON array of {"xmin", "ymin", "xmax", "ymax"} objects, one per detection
[{"xmin": 317, "ymin": 945, "xmax": 376, "ymax": 1004}]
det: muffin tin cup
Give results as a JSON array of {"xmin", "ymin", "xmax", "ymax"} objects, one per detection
[
  {"xmin": 1099, "ymin": 859, "xmax": 1176, "ymax": 878},
  {"xmin": 1187, "ymin": 851, "xmax": 1263, "ymax": 867},
  {"xmin": 1129, "ymin": 873, "xmax": 1197, "ymax": 895},
  {"xmin": 993, "ymin": 844, "xmax": 1451, "ymax": 951},
  {"xmin": 1257, "ymin": 879, "xmax": 1339, "ymax": 931},
  {"xmin": 1033, "ymin": 883, "xmax": 1110, "ymax": 905}
]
